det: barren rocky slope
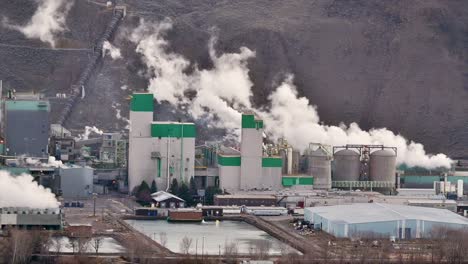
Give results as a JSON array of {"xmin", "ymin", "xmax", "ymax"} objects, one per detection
[{"xmin": 1, "ymin": 0, "xmax": 468, "ymax": 157}]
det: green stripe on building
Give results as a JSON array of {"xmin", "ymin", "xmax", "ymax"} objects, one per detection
[
  {"xmin": 131, "ymin": 93, "xmax": 154, "ymax": 112},
  {"xmin": 5, "ymin": 101, "xmax": 49, "ymax": 111},
  {"xmin": 151, "ymin": 123, "xmax": 196, "ymax": 138},
  {"xmin": 242, "ymin": 114, "xmax": 263, "ymax": 129},
  {"xmin": 262, "ymin": 157, "xmax": 282, "ymax": 167},
  {"xmin": 218, "ymin": 155, "xmax": 241, "ymax": 166},
  {"xmin": 282, "ymin": 176, "xmax": 314, "ymax": 187}
]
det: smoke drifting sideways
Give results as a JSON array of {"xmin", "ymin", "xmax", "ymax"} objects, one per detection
[
  {"xmin": 130, "ymin": 19, "xmax": 452, "ymax": 169},
  {"xmin": 103, "ymin": 41, "xmax": 122, "ymax": 60},
  {"xmin": 0, "ymin": 171, "xmax": 59, "ymax": 209},
  {"xmin": 3, "ymin": 0, "xmax": 73, "ymax": 47},
  {"xmin": 77, "ymin": 126, "xmax": 104, "ymax": 140}
]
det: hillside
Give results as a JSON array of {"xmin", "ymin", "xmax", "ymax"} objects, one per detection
[{"xmin": 0, "ymin": 0, "xmax": 467, "ymax": 156}]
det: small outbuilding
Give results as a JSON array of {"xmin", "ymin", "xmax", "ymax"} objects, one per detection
[
  {"xmin": 305, "ymin": 203, "xmax": 468, "ymax": 239},
  {"xmin": 151, "ymin": 191, "xmax": 185, "ymax": 208}
]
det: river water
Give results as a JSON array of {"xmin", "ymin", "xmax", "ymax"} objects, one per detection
[{"xmin": 125, "ymin": 219, "xmax": 298, "ymax": 255}]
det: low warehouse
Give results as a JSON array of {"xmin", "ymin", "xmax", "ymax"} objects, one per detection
[
  {"xmin": 304, "ymin": 203, "xmax": 468, "ymax": 239},
  {"xmin": 0, "ymin": 207, "xmax": 62, "ymax": 230},
  {"xmin": 214, "ymin": 194, "xmax": 277, "ymax": 206}
]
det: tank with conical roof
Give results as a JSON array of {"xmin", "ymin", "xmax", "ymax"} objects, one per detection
[
  {"xmin": 333, "ymin": 149, "xmax": 361, "ymax": 181},
  {"xmin": 306, "ymin": 147, "xmax": 332, "ymax": 189},
  {"xmin": 370, "ymin": 149, "xmax": 396, "ymax": 182}
]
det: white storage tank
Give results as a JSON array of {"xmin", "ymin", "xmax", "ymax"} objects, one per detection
[
  {"xmin": 307, "ymin": 147, "xmax": 332, "ymax": 189},
  {"xmin": 333, "ymin": 149, "xmax": 360, "ymax": 181},
  {"xmin": 369, "ymin": 149, "xmax": 396, "ymax": 182}
]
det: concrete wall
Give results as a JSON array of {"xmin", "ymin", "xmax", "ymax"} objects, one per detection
[
  {"xmin": 129, "ymin": 111, "xmax": 152, "ymax": 138},
  {"xmin": 128, "ymin": 132, "xmax": 195, "ymax": 192},
  {"xmin": 60, "ymin": 167, "xmax": 93, "ymax": 199},
  {"xmin": 16, "ymin": 214, "xmax": 61, "ymax": 226},
  {"xmin": 241, "ymin": 128, "xmax": 262, "ymax": 190},
  {"xmin": 128, "ymin": 137, "xmax": 158, "ymax": 191},
  {"xmin": 219, "ymin": 165, "xmax": 240, "ymax": 192},
  {"xmin": 261, "ymin": 167, "xmax": 282, "ymax": 190}
]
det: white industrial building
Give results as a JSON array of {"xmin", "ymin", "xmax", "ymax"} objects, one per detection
[
  {"xmin": 128, "ymin": 93, "xmax": 195, "ymax": 192},
  {"xmin": 218, "ymin": 113, "xmax": 283, "ymax": 192},
  {"xmin": 304, "ymin": 203, "xmax": 468, "ymax": 239},
  {"xmin": 0, "ymin": 207, "xmax": 62, "ymax": 230}
]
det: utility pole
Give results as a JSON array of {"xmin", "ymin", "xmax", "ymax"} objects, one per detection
[
  {"xmin": 93, "ymin": 193, "xmax": 97, "ymax": 217},
  {"xmin": 202, "ymin": 236, "xmax": 205, "ymax": 261}
]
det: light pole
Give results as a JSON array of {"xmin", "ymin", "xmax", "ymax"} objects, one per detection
[
  {"xmin": 202, "ymin": 236, "xmax": 205, "ymax": 261},
  {"xmin": 93, "ymin": 193, "xmax": 97, "ymax": 217}
]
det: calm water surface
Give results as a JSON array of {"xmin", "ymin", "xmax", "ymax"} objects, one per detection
[{"xmin": 125, "ymin": 219, "xmax": 299, "ymax": 255}]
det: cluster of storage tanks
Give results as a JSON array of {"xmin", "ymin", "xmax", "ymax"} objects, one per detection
[{"xmin": 302, "ymin": 145, "xmax": 397, "ymax": 189}]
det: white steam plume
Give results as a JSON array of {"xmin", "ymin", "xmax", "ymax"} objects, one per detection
[
  {"xmin": 25, "ymin": 156, "xmax": 66, "ymax": 168},
  {"xmin": 130, "ymin": 19, "xmax": 452, "ymax": 169},
  {"xmin": 0, "ymin": 170, "xmax": 59, "ymax": 208},
  {"xmin": 260, "ymin": 76, "xmax": 452, "ymax": 169},
  {"xmin": 130, "ymin": 19, "xmax": 254, "ymax": 135},
  {"xmin": 103, "ymin": 41, "xmax": 122, "ymax": 59},
  {"xmin": 3, "ymin": 0, "xmax": 73, "ymax": 47},
  {"xmin": 112, "ymin": 103, "xmax": 130, "ymax": 129},
  {"xmin": 78, "ymin": 126, "xmax": 104, "ymax": 140}
]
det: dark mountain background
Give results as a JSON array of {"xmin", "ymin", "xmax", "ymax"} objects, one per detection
[{"xmin": 0, "ymin": 0, "xmax": 467, "ymax": 157}]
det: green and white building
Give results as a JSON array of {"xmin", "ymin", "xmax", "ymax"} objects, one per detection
[
  {"xmin": 128, "ymin": 93, "xmax": 195, "ymax": 192},
  {"xmin": 218, "ymin": 113, "xmax": 283, "ymax": 192}
]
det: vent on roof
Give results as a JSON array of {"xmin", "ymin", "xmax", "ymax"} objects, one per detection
[{"xmin": 151, "ymin": 152, "xmax": 161, "ymax": 159}]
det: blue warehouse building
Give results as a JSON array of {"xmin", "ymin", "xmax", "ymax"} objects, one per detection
[{"xmin": 305, "ymin": 203, "xmax": 468, "ymax": 239}]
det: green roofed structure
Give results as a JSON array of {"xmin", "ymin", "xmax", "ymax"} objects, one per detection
[
  {"xmin": 128, "ymin": 92, "xmax": 196, "ymax": 192},
  {"xmin": 214, "ymin": 112, "xmax": 284, "ymax": 192}
]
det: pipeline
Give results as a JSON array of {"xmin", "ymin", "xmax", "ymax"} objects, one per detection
[{"xmin": 57, "ymin": 8, "xmax": 125, "ymax": 125}]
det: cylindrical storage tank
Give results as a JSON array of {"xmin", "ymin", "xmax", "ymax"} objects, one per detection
[
  {"xmin": 333, "ymin": 149, "xmax": 361, "ymax": 181},
  {"xmin": 292, "ymin": 150, "xmax": 301, "ymax": 174},
  {"xmin": 287, "ymin": 148, "xmax": 293, "ymax": 174},
  {"xmin": 369, "ymin": 149, "xmax": 396, "ymax": 182},
  {"xmin": 307, "ymin": 148, "xmax": 331, "ymax": 189}
]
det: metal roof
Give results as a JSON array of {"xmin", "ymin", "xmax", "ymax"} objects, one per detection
[
  {"xmin": 151, "ymin": 191, "xmax": 185, "ymax": 202},
  {"xmin": 305, "ymin": 203, "xmax": 468, "ymax": 225}
]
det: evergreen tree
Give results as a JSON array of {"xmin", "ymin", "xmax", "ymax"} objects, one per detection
[
  {"xmin": 136, "ymin": 181, "xmax": 152, "ymax": 204},
  {"xmin": 150, "ymin": 180, "xmax": 157, "ymax": 194},
  {"xmin": 189, "ymin": 177, "xmax": 197, "ymax": 196},
  {"xmin": 178, "ymin": 182, "xmax": 193, "ymax": 207},
  {"xmin": 169, "ymin": 178, "xmax": 179, "ymax": 195},
  {"xmin": 205, "ymin": 186, "xmax": 222, "ymax": 205}
]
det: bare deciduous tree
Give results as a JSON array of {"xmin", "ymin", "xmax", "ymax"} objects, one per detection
[
  {"xmin": 224, "ymin": 241, "xmax": 238, "ymax": 263},
  {"xmin": 179, "ymin": 236, "xmax": 193, "ymax": 254},
  {"xmin": 10, "ymin": 229, "xmax": 35, "ymax": 264},
  {"xmin": 52, "ymin": 237, "xmax": 63, "ymax": 255},
  {"xmin": 90, "ymin": 237, "xmax": 104, "ymax": 254},
  {"xmin": 159, "ymin": 232, "xmax": 168, "ymax": 247},
  {"xmin": 249, "ymin": 240, "xmax": 272, "ymax": 259}
]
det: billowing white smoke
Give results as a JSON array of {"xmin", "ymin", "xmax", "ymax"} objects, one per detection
[
  {"xmin": 4, "ymin": 0, "xmax": 73, "ymax": 47},
  {"xmin": 103, "ymin": 41, "xmax": 122, "ymax": 59},
  {"xmin": 25, "ymin": 156, "xmax": 66, "ymax": 168},
  {"xmin": 130, "ymin": 19, "xmax": 452, "ymax": 169},
  {"xmin": 130, "ymin": 19, "xmax": 254, "ymax": 135},
  {"xmin": 260, "ymin": 76, "xmax": 452, "ymax": 168},
  {"xmin": 78, "ymin": 126, "xmax": 104, "ymax": 140},
  {"xmin": 0, "ymin": 170, "xmax": 59, "ymax": 208}
]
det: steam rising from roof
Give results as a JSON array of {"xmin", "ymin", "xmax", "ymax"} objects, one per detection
[
  {"xmin": 0, "ymin": 170, "xmax": 59, "ymax": 208},
  {"xmin": 3, "ymin": 0, "xmax": 73, "ymax": 47},
  {"xmin": 130, "ymin": 19, "xmax": 452, "ymax": 169}
]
